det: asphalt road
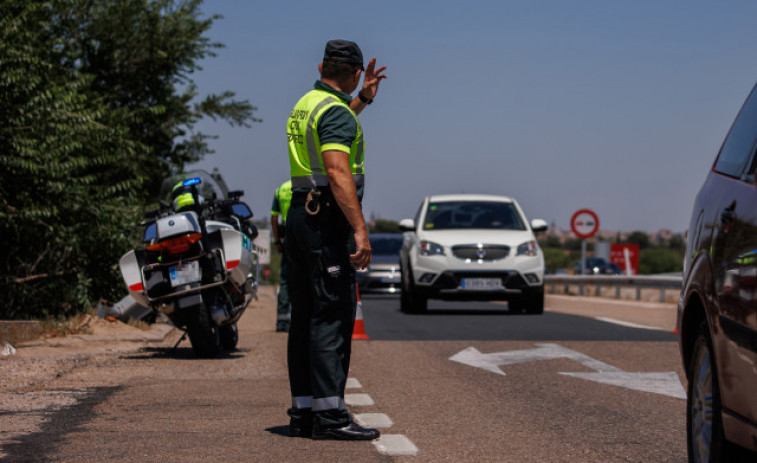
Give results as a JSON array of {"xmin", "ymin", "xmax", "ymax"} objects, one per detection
[
  {"xmin": 360, "ymin": 295, "xmax": 678, "ymax": 342},
  {"xmin": 0, "ymin": 289, "xmax": 718, "ymax": 462}
]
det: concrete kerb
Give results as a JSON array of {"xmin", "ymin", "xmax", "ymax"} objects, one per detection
[
  {"xmin": 0, "ymin": 321, "xmax": 42, "ymax": 346},
  {"xmin": 1, "ymin": 319, "xmax": 177, "ymax": 350}
]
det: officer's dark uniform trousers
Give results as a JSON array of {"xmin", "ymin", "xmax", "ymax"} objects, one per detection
[
  {"xmin": 276, "ymin": 235, "xmax": 292, "ymax": 329},
  {"xmin": 286, "ymin": 188, "xmax": 356, "ymax": 429}
]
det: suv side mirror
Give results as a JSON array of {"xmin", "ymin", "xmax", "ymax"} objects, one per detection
[
  {"xmin": 398, "ymin": 218, "xmax": 415, "ymax": 232},
  {"xmin": 530, "ymin": 218, "xmax": 548, "ymax": 233}
]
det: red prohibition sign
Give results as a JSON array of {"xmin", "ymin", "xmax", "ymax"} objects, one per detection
[{"xmin": 571, "ymin": 209, "xmax": 599, "ymax": 239}]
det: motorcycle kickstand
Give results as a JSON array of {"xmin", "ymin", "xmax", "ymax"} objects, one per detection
[{"xmin": 173, "ymin": 330, "xmax": 188, "ymax": 351}]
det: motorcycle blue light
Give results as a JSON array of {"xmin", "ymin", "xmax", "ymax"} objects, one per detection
[{"xmin": 182, "ymin": 177, "xmax": 201, "ymax": 187}]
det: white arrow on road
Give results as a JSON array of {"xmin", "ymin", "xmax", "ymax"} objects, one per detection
[{"xmin": 449, "ymin": 343, "xmax": 686, "ymax": 399}]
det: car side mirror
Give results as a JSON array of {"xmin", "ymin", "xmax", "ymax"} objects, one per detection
[
  {"xmin": 398, "ymin": 218, "xmax": 415, "ymax": 232},
  {"xmin": 530, "ymin": 218, "xmax": 548, "ymax": 233}
]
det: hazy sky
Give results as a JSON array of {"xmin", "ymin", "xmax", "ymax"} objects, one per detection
[{"xmin": 188, "ymin": 0, "xmax": 757, "ymax": 233}]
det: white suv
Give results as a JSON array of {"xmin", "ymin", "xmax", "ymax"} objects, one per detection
[{"xmin": 398, "ymin": 194, "xmax": 547, "ymax": 314}]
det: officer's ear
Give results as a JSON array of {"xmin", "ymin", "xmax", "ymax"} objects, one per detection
[
  {"xmin": 318, "ymin": 62, "xmax": 323, "ymax": 74},
  {"xmin": 353, "ymin": 68, "xmax": 362, "ymax": 85}
]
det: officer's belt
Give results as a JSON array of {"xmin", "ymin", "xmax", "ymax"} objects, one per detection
[
  {"xmin": 291, "ymin": 188, "xmax": 334, "ymax": 207},
  {"xmin": 291, "ymin": 174, "xmax": 364, "ymax": 189}
]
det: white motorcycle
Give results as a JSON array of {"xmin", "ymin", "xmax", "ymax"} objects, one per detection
[{"xmin": 118, "ymin": 171, "xmax": 258, "ymax": 357}]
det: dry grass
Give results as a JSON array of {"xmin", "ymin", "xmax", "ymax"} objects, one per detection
[{"xmin": 39, "ymin": 312, "xmax": 94, "ymax": 338}]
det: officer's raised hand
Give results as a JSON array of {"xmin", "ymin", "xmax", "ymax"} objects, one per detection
[
  {"xmin": 361, "ymin": 57, "xmax": 386, "ymax": 100},
  {"xmin": 351, "ymin": 57, "xmax": 386, "ymax": 115}
]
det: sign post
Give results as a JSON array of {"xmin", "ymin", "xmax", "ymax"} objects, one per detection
[{"xmin": 570, "ymin": 209, "xmax": 600, "ymax": 275}]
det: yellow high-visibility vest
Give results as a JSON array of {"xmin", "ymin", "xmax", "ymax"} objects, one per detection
[{"xmin": 287, "ymin": 89, "xmax": 364, "ymax": 189}]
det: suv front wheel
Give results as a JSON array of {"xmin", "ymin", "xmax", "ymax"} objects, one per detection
[
  {"xmin": 509, "ymin": 286, "xmax": 544, "ymax": 315},
  {"xmin": 400, "ymin": 263, "xmax": 427, "ymax": 314}
]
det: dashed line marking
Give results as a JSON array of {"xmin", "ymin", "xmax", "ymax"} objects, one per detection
[
  {"xmin": 348, "ymin": 377, "xmax": 418, "ymax": 456},
  {"xmin": 594, "ymin": 317, "xmax": 663, "ymax": 331},
  {"xmin": 345, "ymin": 393, "xmax": 374, "ymax": 406},
  {"xmin": 374, "ymin": 434, "xmax": 420, "ymax": 456},
  {"xmin": 354, "ymin": 413, "xmax": 394, "ymax": 428},
  {"xmin": 346, "ymin": 377, "xmax": 362, "ymax": 389}
]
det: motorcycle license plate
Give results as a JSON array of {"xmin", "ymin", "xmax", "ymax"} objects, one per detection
[
  {"xmin": 460, "ymin": 278, "xmax": 503, "ymax": 290},
  {"xmin": 169, "ymin": 261, "xmax": 201, "ymax": 287}
]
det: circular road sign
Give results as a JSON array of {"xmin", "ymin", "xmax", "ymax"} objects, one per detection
[{"xmin": 571, "ymin": 209, "xmax": 599, "ymax": 239}]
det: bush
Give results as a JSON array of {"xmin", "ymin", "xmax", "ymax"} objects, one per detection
[{"xmin": 639, "ymin": 248, "xmax": 684, "ymax": 275}]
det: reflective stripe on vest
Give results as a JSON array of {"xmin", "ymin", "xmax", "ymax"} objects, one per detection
[{"xmin": 287, "ymin": 89, "xmax": 364, "ymax": 188}]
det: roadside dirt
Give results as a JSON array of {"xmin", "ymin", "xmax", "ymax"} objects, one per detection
[
  {"xmin": 0, "ymin": 288, "xmax": 277, "ymax": 461},
  {"xmin": 0, "ymin": 314, "xmax": 175, "ymax": 392}
]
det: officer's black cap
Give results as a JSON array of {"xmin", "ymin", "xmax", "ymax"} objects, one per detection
[{"xmin": 323, "ymin": 39, "xmax": 364, "ymax": 71}]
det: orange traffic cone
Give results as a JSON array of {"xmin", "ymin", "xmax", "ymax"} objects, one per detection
[{"xmin": 352, "ymin": 286, "xmax": 369, "ymax": 340}]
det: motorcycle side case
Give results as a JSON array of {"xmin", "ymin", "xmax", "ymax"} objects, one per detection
[
  {"xmin": 205, "ymin": 219, "xmax": 234, "ymax": 234},
  {"xmin": 219, "ymin": 228, "xmax": 255, "ymax": 287},
  {"xmin": 119, "ymin": 249, "xmax": 150, "ymax": 307}
]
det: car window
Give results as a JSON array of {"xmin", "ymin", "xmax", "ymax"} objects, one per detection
[
  {"xmin": 423, "ymin": 201, "xmax": 526, "ymax": 231},
  {"xmin": 370, "ymin": 237, "xmax": 403, "ymax": 255},
  {"xmin": 714, "ymin": 84, "xmax": 757, "ymax": 179}
]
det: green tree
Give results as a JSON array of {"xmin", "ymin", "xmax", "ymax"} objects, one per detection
[
  {"xmin": 1, "ymin": 2, "xmax": 146, "ymax": 318},
  {"xmin": 541, "ymin": 248, "xmax": 573, "ymax": 274},
  {"xmin": 668, "ymin": 234, "xmax": 685, "ymax": 250},
  {"xmin": 52, "ymin": 0, "xmax": 259, "ymax": 198},
  {"xmin": 639, "ymin": 248, "xmax": 684, "ymax": 275},
  {"xmin": 370, "ymin": 219, "xmax": 401, "ymax": 233},
  {"xmin": 0, "ymin": 0, "xmax": 257, "ymax": 319},
  {"xmin": 625, "ymin": 231, "xmax": 651, "ymax": 250}
]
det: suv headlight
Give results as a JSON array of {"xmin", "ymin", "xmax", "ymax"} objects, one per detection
[
  {"xmin": 517, "ymin": 240, "xmax": 538, "ymax": 257},
  {"xmin": 419, "ymin": 240, "xmax": 445, "ymax": 256}
]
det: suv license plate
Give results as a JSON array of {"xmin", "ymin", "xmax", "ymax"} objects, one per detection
[
  {"xmin": 170, "ymin": 261, "xmax": 201, "ymax": 287},
  {"xmin": 461, "ymin": 278, "xmax": 503, "ymax": 290}
]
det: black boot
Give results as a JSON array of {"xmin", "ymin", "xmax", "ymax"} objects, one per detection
[
  {"xmin": 287, "ymin": 408, "xmax": 312, "ymax": 438},
  {"xmin": 312, "ymin": 421, "xmax": 380, "ymax": 441}
]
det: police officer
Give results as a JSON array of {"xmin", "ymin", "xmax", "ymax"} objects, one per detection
[
  {"xmin": 270, "ymin": 179, "xmax": 293, "ymax": 332},
  {"xmin": 285, "ymin": 39, "xmax": 386, "ymax": 440}
]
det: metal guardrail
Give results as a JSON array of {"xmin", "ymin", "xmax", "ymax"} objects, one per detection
[{"xmin": 544, "ymin": 274, "xmax": 683, "ymax": 303}]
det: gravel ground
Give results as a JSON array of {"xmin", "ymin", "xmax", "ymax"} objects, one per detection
[{"xmin": 0, "ymin": 309, "xmax": 179, "ymax": 459}]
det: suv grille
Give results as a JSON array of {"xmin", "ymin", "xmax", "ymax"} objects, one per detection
[{"xmin": 451, "ymin": 244, "xmax": 510, "ymax": 261}]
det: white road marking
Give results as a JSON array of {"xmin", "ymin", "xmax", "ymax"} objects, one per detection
[
  {"xmin": 594, "ymin": 317, "xmax": 663, "ymax": 331},
  {"xmin": 373, "ymin": 434, "xmax": 419, "ymax": 456},
  {"xmin": 561, "ymin": 371, "xmax": 686, "ymax": 399},
  {"xmin": 450, "ymin": 343, "xmax": 620, "ymax": 376},
  {"xmin": 346, "ymin": 377, "xmax": 362, "ymax": 389},
  {"xmin": 348, "ymin": 377, "xmax": 419, "ymax": 456},
  {"xmin": 450, "ymin": 343, "xmax": 686, "ymax": 399},
  {"xmin": 354, "ymin": 413, "xmax": 394, "ymax": 428},
  {"xmin": 345, "ymin": 393, "xmax": 374, "ymax": 406}
]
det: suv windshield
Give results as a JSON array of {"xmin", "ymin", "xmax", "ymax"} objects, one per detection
[{"xmin": 423, "ymin": 201, "xmax": 526, "ymax": 231}]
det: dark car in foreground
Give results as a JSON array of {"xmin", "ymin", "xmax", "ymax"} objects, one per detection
[
  {"xmin": 355, "ymin": 233, "xmax": 404, "ymax": 294},
  {"xmin": 678, "ymin": 82, "xmax": 757, "ymax": 462}
]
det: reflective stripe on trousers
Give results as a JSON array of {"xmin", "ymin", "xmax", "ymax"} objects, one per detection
[{"xmin": 292, "ymin": 396, "xmax": 345, "ymax": 412}]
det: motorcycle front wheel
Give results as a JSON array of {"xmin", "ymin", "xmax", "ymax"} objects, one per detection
[{"xmin": 186, "ymin": 304, "xmax": 221, "ymax": 358}]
